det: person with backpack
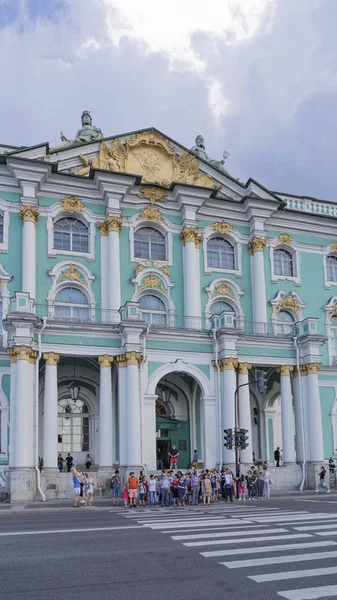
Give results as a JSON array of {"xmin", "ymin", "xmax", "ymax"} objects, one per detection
[
  {"xmin": 316, "ymin": 465, "xmax": 330, "ymax": 493},
  {"xmin": 111, "ymin": 469, "xmax": 121, "ymax": 506}
]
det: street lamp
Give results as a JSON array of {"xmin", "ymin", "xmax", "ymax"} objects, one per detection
[{"xmin": 68, "ymin": 381, "xmax": 80, "ymax": 402}]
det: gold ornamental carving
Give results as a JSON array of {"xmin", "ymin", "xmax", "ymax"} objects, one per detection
[
  {"xmin": 43, "ymin": 352, "xmax": 60, "ymax": 366},
  {"xmin": 74, "ymin": 130, "xmax": 214, "ymax": 188},
  {"xmin": 97, "ymin": 221, "xmax": 108, "ymax": 237},
  {"xmin": 125, "ymin": 351, "xmax": 143, "ymax": 367},
  {"xmin": 248, "ymin": 236, "xmax": 267, "ymax": 255},
  {"xmin": 116, "ymin": 354, "xmax": 127, "ymax": 369},
  {"xmin": 161, "ymin": 265, "xmax": 171, "ymax": 277},
  {"xmin": 300, "ymin": 364, "xmax": 308, "ymax": 377},
  {"xmin": 137, "ymin": 205, "xmax": 165, "ymax": 223},
  {"xmin": 331, "ymin": 243, "xmax": 337, "ymax": 252},
  {"xmin": 10, "ymin": 345, "xmax": 36, "ymax": 362},
  {"xmin": 278, "ymin": 234, "xmax": 292, "ymax": 245},
  {"xmin": 61, "ymin": 196, "xmax": 84, "ymax": 214},
  {"xmin": 220, "ymin": 357, "xmax": 238, "ymax": 371},
  {"xmin": 106, "ymin": 216, "xmax": 123, "ymax": 233},
  {"xmin": 138, "ymin": 272, "xmax": 165, "ymax": 292},
  {"xmin": 238, "ymin": 362, "xmax": 252, "ymax": 375},
  {"xmin": 213, "ymin": 221, "xmax": 234, "ymax": 235},
  {"xmin": 180, "ymin": 226, "xmax": 203, "ymax": 249},
  {"xmin": 277, "ymin": 365, "xmax": 294, "ymax": 377},
  {"xmin": 98, "ymin": 354, "xmax": 114, "ymax": 368},
  {"xmin": 8, "ymin": 348, "xmax": 17, "ymax": 364},
  {"xmin": 59, "ymin": 265, "xmax": 87, "ymax": 287},
  {"xmin": 276, "ymin": 294, "xmax": 299, "ymax": 314},
  {"xmin": 329, "ymin": 304, "xmax": 337, "ymax": 319},
  {"xmin": 139, "ymin": 186, "xmax": 167, "ymax": 205},
  {"xmin": 29, "ymin": 349, "xmax": 38, "ymax": 364},
  {"xmin": 20, "ymin": 204, "xmax": 39, "ymax": 224},
  {"xmin": 306, "ymin": 362, "xmax": 321, "ymax": 375},
  {"xmin": 134, "ymin": 264, "xmax": 144, "ymax": 276},
  {"xmin": 211, "ymin": 284, "xmax": 234, "ymax": 299}
]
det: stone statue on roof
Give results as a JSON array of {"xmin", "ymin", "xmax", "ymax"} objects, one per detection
[
  {"xmin": 58, "ymin": 111, "xmax": 104, "ymax": 147},
  {"xmin": 190, "ymin": 135, "xmax": 229, "ymax": 176}
]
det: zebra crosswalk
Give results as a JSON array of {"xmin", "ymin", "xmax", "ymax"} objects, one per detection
[{"xmin": 120, "ymin": 505, "xmax": 337, "ymax": 599}]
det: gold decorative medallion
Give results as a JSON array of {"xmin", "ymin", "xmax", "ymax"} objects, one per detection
[
  {"xmin": 180, "ymin": 226, "xmax": 203, "ymax": 248},
  {"xmin": 137, "ymin": 205, "xmax": 165, "ymax": 223},
  {"xmin": 213, "ymin": 221, "xmax": 234, "ymax": 235},
  {"xmin": 211, "ymin": 284, "xmax": 234, "ymax": 299},
  {"xmin": 20, "ymin": 205, "xmax": 39, "ymax": 224},
  {"xmin": 138, "ymin": 272, "xmax": 165, "ymax": 292},
  {"xmin": 277, "ymin": 365, "xmax": 294, "ymax": 377},
  {"xmin": 98, "ymin": 354, "xmax": 114, "ymax": 368},
  {"xmin": 59, "ymin": 264, "xmax": 87, "ymax": 287},
  {"xmin": 61, "ymin": 196, "xmax": 84, "ymax": 213},
  {"xmin": 278, "ymin": 234, "xmax": 292, "ymax": 245},
  {"xmin": 248, "ymin": 236, "xmax": 267, "ymax": 255},
  {"xmin": 276, "ymin": 294, "xmax": 299, "ymax": 314},
  {"xmin": 139, "ymin": 186, "xmax": 167, "ymax": 204},
  {"xmin": 43, "ymin": 352, "xmax": 60, "ymax": 366}
]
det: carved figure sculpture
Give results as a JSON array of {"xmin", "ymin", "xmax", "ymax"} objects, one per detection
[
  {"xmin": 59, "ymin": 111, "xmax": 103, "ymax": 147},
  {"xmin": 190, "ymin": 135, "xmax": 229, "ymax": 176}
]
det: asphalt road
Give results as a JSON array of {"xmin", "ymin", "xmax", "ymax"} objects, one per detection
[{"xmin": 1, "ymin": 496, "xmax": 337, "ymax": 600}]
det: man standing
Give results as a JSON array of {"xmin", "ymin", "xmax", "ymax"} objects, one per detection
[
  {"xmin": 71, "ymin": 466, "xmax": 81, "ymax": 508},
  {"xmin": 223, "ymin": 468, "xmax": 234, "ymax": 503},
  {"xmin": 127, "ymin": 472, "xmax": 139, "ymax": 508},
  {"xmin": 274, "ymin": 447, "xmax": 281, "ymax": 467},
  {"xmin": 66, "ymin": 453, "xmax": 73, "ymax": 473},
  {"xmin": 160, "ymin": 474, "xmax": 171, "ymax": 507},
  {"xmin": 169, "ymin": 445, "xmax": 179, "ymax": 470}
]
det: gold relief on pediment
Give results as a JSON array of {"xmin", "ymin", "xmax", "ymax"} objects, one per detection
[{"xmin": 74, "ymin": 130, "xmax": 214, "ymax": 188}]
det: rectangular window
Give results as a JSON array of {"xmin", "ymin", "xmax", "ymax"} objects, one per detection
[{"xmin": 178, "ymin": 440, "xmax": 187, "ymax": 451}]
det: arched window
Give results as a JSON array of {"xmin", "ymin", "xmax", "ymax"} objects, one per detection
[
  {"xmin": 58, "ymin": 398, "xmax": 89, "ymax": 452},
  {"xmin": 54, "ymin": 217, "xmax": 89, "ymax": 253},
  {"xmin": 207, "ymin": 238, "xmax": 235, "ymax": 270},
  {"xmin": 134, "ymin": 227, "xmax": 166, "ymax": 261},
  {"xmin": 276, "ymin": 310, "xmax": 295, "ymax": 334},
  {"xmin": 55, "ymin": 287, "xmax": 90, "ymax": 321},
  {"xmin": 210, "ymin": 300, "xmax": 235, "ymax": 316},
  {"xmin": 274, "ymin": 248, "xmax": 293, "ymax": 276},
  {"xmin": 0, "ymin": 213, "xmax": 4, "ymax": 245},
  {"xmin": 139, "ymin": 294, "xmax": 166, "ymax": 325},
  {"xmin": 327, "ymin": 255, "xmax": 337, "ymax": 282}
]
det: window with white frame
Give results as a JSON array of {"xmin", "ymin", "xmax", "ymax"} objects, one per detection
[
  {"xmin": 54, "ymin": 217, "xmax": 89, "ymax": 253},
  {"xmin": 54, "ymin": 287, "xmax": 90, "ymax": 321},
  {"xmin": 134, "ymin": 227, "xmax": 166, "ymax": 261},
  {"xmin": 58, "ymin": 398, "xmax": 89, "ymax": 452},
  {"xmin": 207, "ymin": 237, "xmax": 235, "ymax": 270},
  {"xmin": 139, "ymin": 294, "xmax": 167, "ymax": 325},
  {"xmin": 276, "ymin": 310, "xmax": 295, "ymax": 334},
  {"xmin": 327, "ymin": 255, "xmax": 337, "ymax": 282},
  {"xmin": 273, "ymin": 248, "xmax": 293, "ymax": 277}
]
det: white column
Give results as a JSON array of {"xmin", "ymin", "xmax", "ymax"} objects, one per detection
[
  {"xmin": 278, "ymin": 365, "xmax": 296, "ymax": 463},
  {"xmin": 43, "ymin": 352, "xmax": 60, "ymax": 469},
  {"xmin": 220, "ymin": 358, "xmax": 238, "ymax": 464},
  {"xmin": 124, "ymin": 352, "xmax": 142, "ymax": 466},
  {"xmin": 143, "ymin": 395, "xmax": 157, "ymax": 470},
  {"xmin": 292, "ymin": 369, "xmax": 304, "ymax": 462},
  {"xmin": 306, "ymin": 363, "xmax": 324, "ymax": 462},
  {"xmin": 107, "ymin": 216, "xmax": 122, "ymax": 317},
  {"xmin": 98, "ymin": 355, "xmax": 114, "ymax": 467},
  {"xmin": 249, "ymin": 236, "xmax": 267, "ymax": 327},
  {"xmin": 117, "ymin": 355, "xmax": 127, "ymax": 465},
  {"xmin": 181, "ymin": 227, "xmax": 201, "ymax": 325},
  {"xmin": 238, "ymin": 362, "xmax": 252, "ymax": 464},
  {"xmin": 97, "ymin": 224, "xmax": 109, "ymax": 317},
  {"xmin": 202, "ymin": 397, "xmax": 217, "ymax": 467},
  {"xmin": 13, "ymin": 346, "xmax": 35, "ymax": 467},
  {"xmin": 8, "ymin": 351, "xmax": 17, "ymax": 467},
  {"xmin": 20, "ymin": 205, "xmax": 39, "ymax": 300}
]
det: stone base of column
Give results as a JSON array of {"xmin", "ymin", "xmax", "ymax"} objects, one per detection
[
  {"xmin": 40, "ymin": 468, "xmax": 60, "ymax": 500},
  {"xmin": 9, "ymin": 467, "xmax": 36, "ymax": 503}
]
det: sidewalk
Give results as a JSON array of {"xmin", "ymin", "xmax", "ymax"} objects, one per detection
[{"xmin": 0, "ymin": 489, "xmax": 336, "ymax": 515}]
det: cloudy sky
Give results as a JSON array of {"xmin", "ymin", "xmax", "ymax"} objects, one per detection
[{"xmin": 0, "ymin": 0, "xmax": 336, "ymax": 200}]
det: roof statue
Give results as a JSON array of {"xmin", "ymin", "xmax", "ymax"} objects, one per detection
[
  {"xmin": 59, "ymin": 111, "xmax": 103, "ymax": 147},
  {"xmin": 190, "ymin": 135, "xmax": 230, "ymax": 176}
]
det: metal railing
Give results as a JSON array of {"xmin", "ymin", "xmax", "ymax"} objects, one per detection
[{"xmin": 34, "ymin": 305, "xmax": 121, "ymax": 326}]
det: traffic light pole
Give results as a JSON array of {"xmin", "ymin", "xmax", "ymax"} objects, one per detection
[{"xmin": 234, "ymin": 378, "xmax": 257, "ymax": 496}]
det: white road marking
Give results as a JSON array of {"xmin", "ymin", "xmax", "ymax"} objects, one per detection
[
  {"xmin": 202, "ymin": 540, "xmax": 335, "ymax": 558},
  {"xmin": 146, "ymin": 519, "xmax": 254, "ymax": 529},
  {"xmin": 249, "ymin": 513, "xmax": 337, "ymax": 523},
  {"xmin": 165, "ymin": 524, "xmax": 270, "ymax": 534},
  {"xmin": 0, "ymin": 525, "xmax": 144, "ymax": 536},
  {"xmin": 220, "ymin": 549, "xmax": 337, "ymax": 569},
  {"xmin": 171, "ymin": 527, "xmax": 288, "ymax": 540},
  {"xmin": 314, "ymin": 530, "xmax": 337, "ymax": 536},
  {"xmin": 294, "ymin": 523, "xmax": 337, "ymax": 531},
  {"xmin": 277, "ymin": 584, "xmax": 337, "ymax": 599},
  {"xmin": 249, "ymin": 566, "xmax": 337, "ymax": 583},
  {"xmin": 184, "ymin": 533, "xmax": 311, "ymax": 547}
]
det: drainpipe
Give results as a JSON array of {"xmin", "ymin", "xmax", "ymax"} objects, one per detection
[
  {"xmin": 212, "ymin": 329, "xmax": 222, "ymax": 470},
  {"xmin": 35, "ymin": 317, "xmax": 47, "ymax": 501},
  {"xmin": 293, "ymin": 336, "xmax": 306, "ymax": 491},
  {"xmin": 139, "ymin": 324, "xmax": 150, "ymax": 473}
]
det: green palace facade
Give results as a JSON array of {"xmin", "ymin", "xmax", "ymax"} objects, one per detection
[{"xmin": 0, "ymin": 112, "xmax": 336, "ymax": 500}]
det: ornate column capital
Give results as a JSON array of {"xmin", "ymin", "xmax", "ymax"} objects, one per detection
[
  {"xmin": 306, "ymin": 362, "xmax": 321, "ymax": 375},
  {"xmin": 220, "ymin": 357, "xmax": 238, "ymax": 371},
  {"xmin": 116, "ymin": 354, "xmax": 127, "ymax": 368},
  {"xmin": 97, "ymin": 221, "xmax": 108, "ymax": 237},
  {"xmin": 300, "ymin": 364, "xmax": 308, "ymax": 377},
  {"xmin": 106, "ymin": 215, "xmax": 123, "ymax": 233},
  {"xmin": 277, "ymin": 365, "xmax": 294, "ymax": 377},
  {"xmin": 8, "ymin": 347, "xmax": 17, "ymax": 364},
  {"xmin": 20, "ymin": 204, "xmax": 39, "ymax": 224},
  {"xmin": 10, "ymin": 345, "xmax": 36, "ymax": 362},
  {"xmin": 180, "ymin": 226, "xmax": 203, "ymax": 249},
  {"xmin": 292, "ymin": 366, "xmax": 299, "ymax": 378},
  {"xmin": 238, "ymin": 362, "xmax": 252, "ymax": 375},
  {"xmin": 125, "ymin": 351, "xmax": 143, "ymax": 367},
  {"xmin": 98, "ymin": 354, "xmax": 114, "ymax": 368},
  {"xmin": 248, "ymin": 236, "xmax": 267, "ymax": 255},
  {"xmin": 43, "ymin": 352, "xmax": 60, "ymax": 366},
  {"xmin": 29, "ymin": 349, "xmax": 38, "ymax": 364}
]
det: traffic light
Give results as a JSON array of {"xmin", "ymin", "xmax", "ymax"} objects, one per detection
[
  {"xmin": 235, "ymin": 430, "xmax": 243, "ymax": 448},
  {"xmin": 224, "ymin": 428, "xmax": 234, "ymax": 450},
  {"xmin": 256, "ymin": 370, "xmax": 267, "ymax": 394},
  {"xmin": 239, "ymin": 428, "xmax": 249, "ymax": 449}
]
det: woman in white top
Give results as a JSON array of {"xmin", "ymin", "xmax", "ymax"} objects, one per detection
[{"xmin": 84, "ymin": 473, "xmax": 94, "ymax": 505}]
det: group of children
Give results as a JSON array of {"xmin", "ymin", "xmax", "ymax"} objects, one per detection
[{"xmin": 114, "ymin": 464, "xmax": 273, "ymax": 508}]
